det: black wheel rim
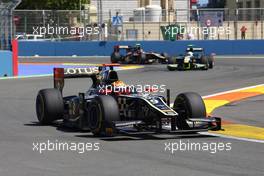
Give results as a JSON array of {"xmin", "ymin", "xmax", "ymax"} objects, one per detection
[
  {"xmin": 174, "ymin": 96, "xmax": 191, "ymax": 119},
  {"xmin": 89, "ymin": 105, "xmax": 100, "ymax": 130},
  {"xmin": 36, "ymin": 94, "xmax": 44, "ymax": 122},
  {"xmin": 174, "ymin": 96, "xmax": 191, "ymax": 129}
]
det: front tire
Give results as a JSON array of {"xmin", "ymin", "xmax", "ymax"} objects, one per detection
[
  {"xmin": 36, "ymin": 88, "xmax": 64, "ymax": 125},
  {"xmin": 168, "ymin": 57, "xmax": 177, "ymax": 64},
  {"xmin": 167, "ymin": 65, "xmax": 177, "ymax": 71},
  {"xmin": 87, "ymin": 96, "xmax": 120, "ymax": 136},
  {"xmin": 161, "ymin": 52, "xmax": 170, "ymax": 64},
  {"xmin": 173, "ymin": 92, "xmax": 206, "ymax": 130}
]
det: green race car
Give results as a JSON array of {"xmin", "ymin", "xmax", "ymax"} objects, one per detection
[{"xmin": 167, "ymin": 46, "xmax": 215, "ymax": 71}]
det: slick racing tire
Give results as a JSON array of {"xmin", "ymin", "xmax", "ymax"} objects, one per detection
[
  {"xmin": 173, "ymin": 92, "xmax": 206, "ymax": 130},
  {"xmin": 200, "ymin": 56, "xmax": 209, "ymax": 70},
  {"xmin": 111, "ymin": 52, "xmax": 121, "ymax": 63},
  {"xmin": 167, "ymin": 65, "xmax": 177, "ymax": 71},
  {"xmin": 36, "ymin": 88, "xmax": 64, "ymax": 125},
  {"xmin": 124, "ymin": 56, "xmax": 131, "ymax": 64},
  {"xmin": 167, "ymin": 57, "xmax": 177, "ymax": 64},
  {"xmin": 208, "ymin": 56, "xmax": 215, "ymax": 69},
  {"xmin": 87, "ymin": 95, "xmax": 120, "ymax": 136},
  {"xmin": 161, "ymin": 52, "xmax": 170, "ymax": 64},
  {"xmin": 139, "ymin": 53, "xmax": 147, "ymax": 64},
  {"xmin": 161, "ymin": 52, "xmax": 169, "ymax": 58}
]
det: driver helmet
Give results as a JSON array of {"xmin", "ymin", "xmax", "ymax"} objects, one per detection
[
  {"xmin": 135, "ymin": 43, "xmax": 141, "ymax": 50},
  {"xmin": 187, "ymin": 51, "xmax": 193, "ymax": 57},
  {"xmin": 112, "ymin": 80, "xmax": 126, "ymax": 87}
]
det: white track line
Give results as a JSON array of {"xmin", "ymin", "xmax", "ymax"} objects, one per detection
[
  {"xmin": 202, "ymin": 84, "xmax": 264, "ymax": 143},
  {"xmin": 0, "ymin": 74, "xmax": 52, "ymax": 80},
  {"xmin": 201, "ymin": 132, "xmax": 264, "ymax": 144},
  {"xmin": 203, "ymin": 84, "xmax": 264, "ymax": 98}
]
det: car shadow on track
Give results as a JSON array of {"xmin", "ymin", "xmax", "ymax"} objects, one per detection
[
  {"xmin": 24, "ymin": 121, "xmax": 43, "ymax": 126},
  {"xmin": 24, "ymin": 121, "xmax": 84, "ymax": 133},
  {"xmin": 24, "ymin": 122, "xmax": 218, "ymax": 141},
  {"xmin": 75, "ymin": 133, "xmax": 218, "ymax": 141}
]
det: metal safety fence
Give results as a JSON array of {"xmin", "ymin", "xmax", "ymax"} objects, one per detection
[
  {"xmin": 0, "ymin": 0, "xmax": 21, "ymax": 50},
  {"xmin": 0, "ymin": 6, "xmax": 12, "ymax": 50},
  {"xmin": 9, "ymin": 8, "xmax": 264, "ymax": 41}
]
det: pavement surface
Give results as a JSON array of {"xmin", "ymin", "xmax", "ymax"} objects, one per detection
[
  {"xmin": 214, "ymin": 95, "xmax": 264, "ymax": 128},
  {"xmin": 0, "ymin": 57, "xmax": 263, "ymax": 176}
]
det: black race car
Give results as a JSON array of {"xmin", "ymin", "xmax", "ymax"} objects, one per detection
[
  {"xmin": 36, "ymin": 64, "xmax": 221, "ymax": 137},
  {"xmin": 111, "ymin": 44, "xmax": 170, "ymax": 64},
  {"xmin": 167, "ymin": 46, "xmax": 215, "ymax": 71}
]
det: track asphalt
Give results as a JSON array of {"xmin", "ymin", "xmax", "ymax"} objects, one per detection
[{"xmin": 0, "ymin": 57, "xmax": 263, "ymax": 176}]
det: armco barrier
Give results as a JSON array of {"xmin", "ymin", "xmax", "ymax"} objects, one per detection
[
  {"xmin": 0, "ymin": 40, "xmax": 18, "ymax": 77},
  {"xmin": 0, "ymin": 50, "xmax": 13, "ymax": 77},
  {"xmin": 18, "ymin": 40, "xmax": 264, "ymax": 57}
]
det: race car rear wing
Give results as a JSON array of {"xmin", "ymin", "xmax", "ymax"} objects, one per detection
[
  {"xmin": 53, "ymin": 64, "xmax": 121, "ymax": 93},
  {"xmin": 53, "ymin": 67, "xmax": 99, "ymax": 93},
  {"xmin": 186, "ymin": 47, "xmax": 203, "ymax": 51}
]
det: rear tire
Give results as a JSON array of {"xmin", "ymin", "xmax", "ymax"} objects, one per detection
[
  {"xmin": 161, "ymin": 52, "xmax": 169, "ymax": 58},
  {"xmin": 36, "ymin": 88, "xmax": 64, "ymax": 125},
  {"xmin": 87, "ymin": 96, "xmax": 120, "ymax": 136},
  {"xmin": 111, "ymin": 52, "xmax": 120, "ymax": 63},
  {"xmin": 200, "ymin": 56, "xmax": 209, "ymax": 70},
  {"xmin": 139, "ymin": 53, "xmax": 147, "ymax": 64},
  {"xmin": 173, "ymin": 92, "xmax": 206, "ymax": 130},
  {"xmin": 208, "ymin": 56, "xmax": 215, "ymax": 69}
]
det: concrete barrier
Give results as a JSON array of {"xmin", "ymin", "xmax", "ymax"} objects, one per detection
[
  {"xmin": 0, "ymin": 50, "xmax": 13, "ymax": 77},
  {"xmin": 18, "ymin": 40, "xmax": 264, "ymax": 57}
]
